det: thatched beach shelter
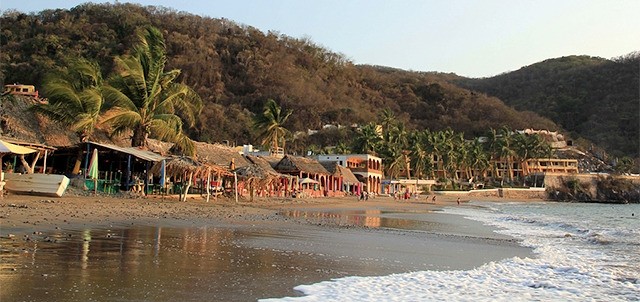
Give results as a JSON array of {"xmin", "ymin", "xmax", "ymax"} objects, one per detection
[
  {"xmin": 320, "ymin": 161, "xmax": 362, "ymax": 197},
  {"xmin": 150, "ymin": 155, "xmax": 232, "ymax": 201},
  {"xmin": 237, "ymin": 155, "xmax": 296, "ymax": 200},
  {"xmin": 194, "ymin": 142, "xmax": 250, "ymax": 169},
  {"xmin": 274, "ymin": 155, "xmax": 330, "ymax": 197}
]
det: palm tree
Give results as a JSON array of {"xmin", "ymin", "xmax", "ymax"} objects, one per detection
[
  {"xmin": 387, "ymin": 123, "xmax": 411, "ymax": 178},
  {"xmin": 443, "ymin": 131, "xmax": 465, "ymax": 188},
  {"xmin": 252, "ymin": 99, "xmax": 293, "ymax": 154},
  {"xmin": 465, "ymin": 138, "xmax": 490, "ymax": 183},
  {"xmin": 485, "ymin": 128, "xmax": 501, "ymax": 182},
  {"xmin": 352, "ymin": 123, "xmax": 381, "ymax": 154},
  {"xmin": 409, "ymin": 130, "xmax": 432, "ymax": 180},
  {"xmin": 102, "ymin": 26, "xmax": 202, "ymax": 156},
  {"xmin": 32, "ymin": 58, "xmax": 105, "ymax": 174},
  {"xmin": 378, "ymin": 108, "xmax": 397, "ymax": 140},
  {"xmin": 497, "ymin": 127, "xmax": 515, "ymax": 185},
  {"xmin": 382, "ymin": 144, "xmax": 406, "ymax": 180},
  {"xmin": 425, "ymin": 129, "xmax": 445, "ymax": 180},
  {"xmin": 334, "ymin": 141, "xmax": 351, "ymax": 154},
  {"xmin": 34, "ymin": 58, "xmax": 104, "ymax": 143}
]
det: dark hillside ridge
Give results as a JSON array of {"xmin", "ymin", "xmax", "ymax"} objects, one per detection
[
  {"xmin": 1, "ymin": 3, "xmax": 628, "ymax": 158},
  {"xmin": 454, "ymin": 54, "xmax": 640, "ymax": 158}
]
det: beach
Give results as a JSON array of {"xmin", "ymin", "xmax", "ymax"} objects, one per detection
[{"xmin": 1, "ymin": 193, "xmax": 534, "ymax": 301}]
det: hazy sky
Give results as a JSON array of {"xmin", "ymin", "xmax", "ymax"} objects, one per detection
[{"xmin": 2, "ymin": 0, "xmax": 639, "ymax": 77}]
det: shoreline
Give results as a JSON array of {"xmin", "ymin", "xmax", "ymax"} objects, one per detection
[
  {"xmin": 0, "ymin": 193, "xmax": 543, "ymax": 237},
  {"xmin": 0, "ymin": 193, "xmax": 536, "ymax": 301}
]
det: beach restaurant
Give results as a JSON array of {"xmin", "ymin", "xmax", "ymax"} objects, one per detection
[{"xmin": 49, "ymin": 141, "xmax": 167, "ymax": 194}]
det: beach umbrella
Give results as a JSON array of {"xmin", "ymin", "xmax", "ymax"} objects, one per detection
[
  {"xmin": 87, "ymin": 148, "xmax": 98, "ymax": 195},
  {"xmin": 298, "ymin": 177, "xmax": 319, "ymax": 184}
]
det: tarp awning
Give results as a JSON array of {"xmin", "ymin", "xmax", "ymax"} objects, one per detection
[
  {"xmin": 0, "ymin": 139, "xmax": 38, "ymax": 155},
  {"xmin": 88, "ymin": 141, "xmax": 166, "ymax": 162}
]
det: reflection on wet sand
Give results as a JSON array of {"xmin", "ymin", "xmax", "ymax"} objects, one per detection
[
  {"xmin": 1, "ymin": 207, "xmax": 528, "ymax": 301},
  {"xmin": 0, "ymin": 224, "xmax": 410, "ymax": 301},
  {"xmin": 282, "ymin": 209, "xmax": 440, "ymax": 230}
]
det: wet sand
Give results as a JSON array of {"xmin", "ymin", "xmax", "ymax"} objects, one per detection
[{"xmin": 0, "ymin": 193, "xmax": 534, "ymax": 301}]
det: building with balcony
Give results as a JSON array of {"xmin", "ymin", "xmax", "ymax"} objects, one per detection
[{"xmin": 317, "ymin": 154, "xmax": 383, "ymax": 194}]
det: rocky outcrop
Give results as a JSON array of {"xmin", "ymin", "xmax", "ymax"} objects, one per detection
[{"xmin": 545, "ymin": 173, "xmax": 640, "ymax": 203}]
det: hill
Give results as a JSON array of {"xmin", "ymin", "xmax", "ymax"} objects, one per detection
[
  {"xmin": 454, "ymin": 54, "xmax": 640, "ymax": 158},
  {"xmin": 0, "ymin": 3, "xmax": 614, "ymax": 157}
]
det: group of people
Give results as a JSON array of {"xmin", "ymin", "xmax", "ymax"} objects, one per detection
[{"xmin": 358, "ymin": 191, "xmax": 373, "ymax": 200}]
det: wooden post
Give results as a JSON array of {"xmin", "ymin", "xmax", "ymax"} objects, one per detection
[
  {"xmin": 206, "ymin": 170, "xmax": 211, "ymax": 203},
  {"xmin": 234, "ymin": 172, "xmax": 238, "ymax": 203}
]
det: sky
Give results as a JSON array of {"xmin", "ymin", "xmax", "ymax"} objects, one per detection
[{"xmin": 2, "ymin": 0, "xmax": 639, "ymax": 78}]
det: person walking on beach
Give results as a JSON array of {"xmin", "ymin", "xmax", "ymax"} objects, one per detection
[
  {"xmin": 432, "ymin": 195, "xmax": 436, "ymax": 203},
  {"xmin": 457, "ymin": 197, "xmax": 460, "ymax": 205}
]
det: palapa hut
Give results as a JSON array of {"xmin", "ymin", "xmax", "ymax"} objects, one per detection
[
  {"xmin": 274, "ymin": 155, "xmax": 330, "ymax": 198},
  {"xmin": 237, "ymin": 155, "xmax": 296, "ymax": 200},
  {"xmin": 320, "ymin": 161, "xmax": 362, "ymax": 197},
  {"xmin": 192, "ymin": 142, "xmax": 252, "ymax": 197},
  {"xmin": 194, "ymin": 142, "xmax": 250, "ymax": 169},
  {"xmin": 150, "ymin": 156, "xmax": 231, "ymax": 202},
  {"xmin": 148, "ymin": 139, "xmax": 245, "ymax": 198}
]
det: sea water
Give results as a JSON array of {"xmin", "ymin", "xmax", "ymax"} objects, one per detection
[{"xmin": 265, "ymin": 202, "xmax": 640, "ymax": 301}]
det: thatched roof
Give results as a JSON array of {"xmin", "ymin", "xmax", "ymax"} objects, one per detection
[
  {"xmin": 320, "ymin": 161, "xmax": 360, "ymax": 184},
  {"xmin": 238, "ymin": 155, "xmax": 291, "ymax": 179},
  {"xmin": 246, "ymin": 155, "xmax": 279, "ymax": 174},
  {"xmin": 1, "ymin": 95, "xmax": 77, "ymax": 147},
  {"xmin": 274, "ymin": 155, "xmax": 330, "ymax": 175},
  {"xmin": 150, "ymin": 156, "xmax": 232, "ymax": 178},
  {"xmin": 337, "ymin": 165, "xmax": 360, "ymax": 184},
  {"xmin": 146, "ymin": 138, "xmax": 174, "ymax": 156},
  {"xmin": 256, "ymin": 155, "xmax": 284, "ymax": 168},
  {"xmin": 194, "ymin": 142, "xmax": 250, "ymax": 169}
]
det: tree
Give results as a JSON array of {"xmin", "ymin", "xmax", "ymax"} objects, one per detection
[
  {"xmin": 32, "ymin": 58, "xmax": 105, "ymax": 174},
  {"xmin": 334, "ymin": 141, "xmax": 351, "ymax": 154},
  {"xmin": 352, "ymin": 123, "xmax": 381, "ymax": 155},
  {"xmin": 409, "ymin": 130, "xmax": 432, "ymax": 180},
  {"xmin": 102, "ymin": 26, "xmax": 203, "ymax": 156},
  {"xmin": 33, "ymin": 58, "xmax": 104, "ymax": 143},
  {"xmin": 497, "ymin": 127, "xmax": 515, "ymax": 185},
  {"xmin": 512, "ymin": 133, "xmax": 547, "ymax": 180},
  {"xmin": 465, "ymin": 138, "xmax": 490, "ymax": 182},
  {"xmin": 378, "ymin": 108, "xmax": 397, "ymax": 140},
  {"xmin": 252, "ymin": 99, "xmax": 293, "ymax": 154}
]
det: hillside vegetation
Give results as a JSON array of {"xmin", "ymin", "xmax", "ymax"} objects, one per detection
[
  {"xmin": 0, "ymin": 3, "xmax": 635, "ymax": 161},
  {"xmin": 455, "ymin": 54, "xmax": 639, "ymax": 158}
]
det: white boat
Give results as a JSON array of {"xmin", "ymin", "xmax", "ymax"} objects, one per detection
[{"xmin": 4, "ymin": 173, "xmax": 70, "ymax": 197}]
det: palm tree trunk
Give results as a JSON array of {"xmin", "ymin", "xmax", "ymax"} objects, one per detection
[
  {"xmin": 181, "ymin": 172, "xmax": 193, "ymax": 202},
  {"xmin": 404, "ymin": 155, "xmax": 411, "ymax": 179},
  {"xmin": 72, "ymin": 148, "xmax": 83, "ymax": 175},
  {"xmin": 132, "ymin": 126, "xmax": 148, "ymax": 147}
]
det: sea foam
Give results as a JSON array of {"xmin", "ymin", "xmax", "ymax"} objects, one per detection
[{"xmin": 263, "ymin": 202, "xmax": 640, "ymax": 301}]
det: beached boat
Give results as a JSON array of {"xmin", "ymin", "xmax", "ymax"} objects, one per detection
[{"xmin": 4, "ymin": 173, "xmax": 70, "ymax": 197}]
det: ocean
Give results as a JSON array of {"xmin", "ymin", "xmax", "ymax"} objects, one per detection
[{"xmin": 265, "ymin": 201, "xmax": 640, "ymax": 301}]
